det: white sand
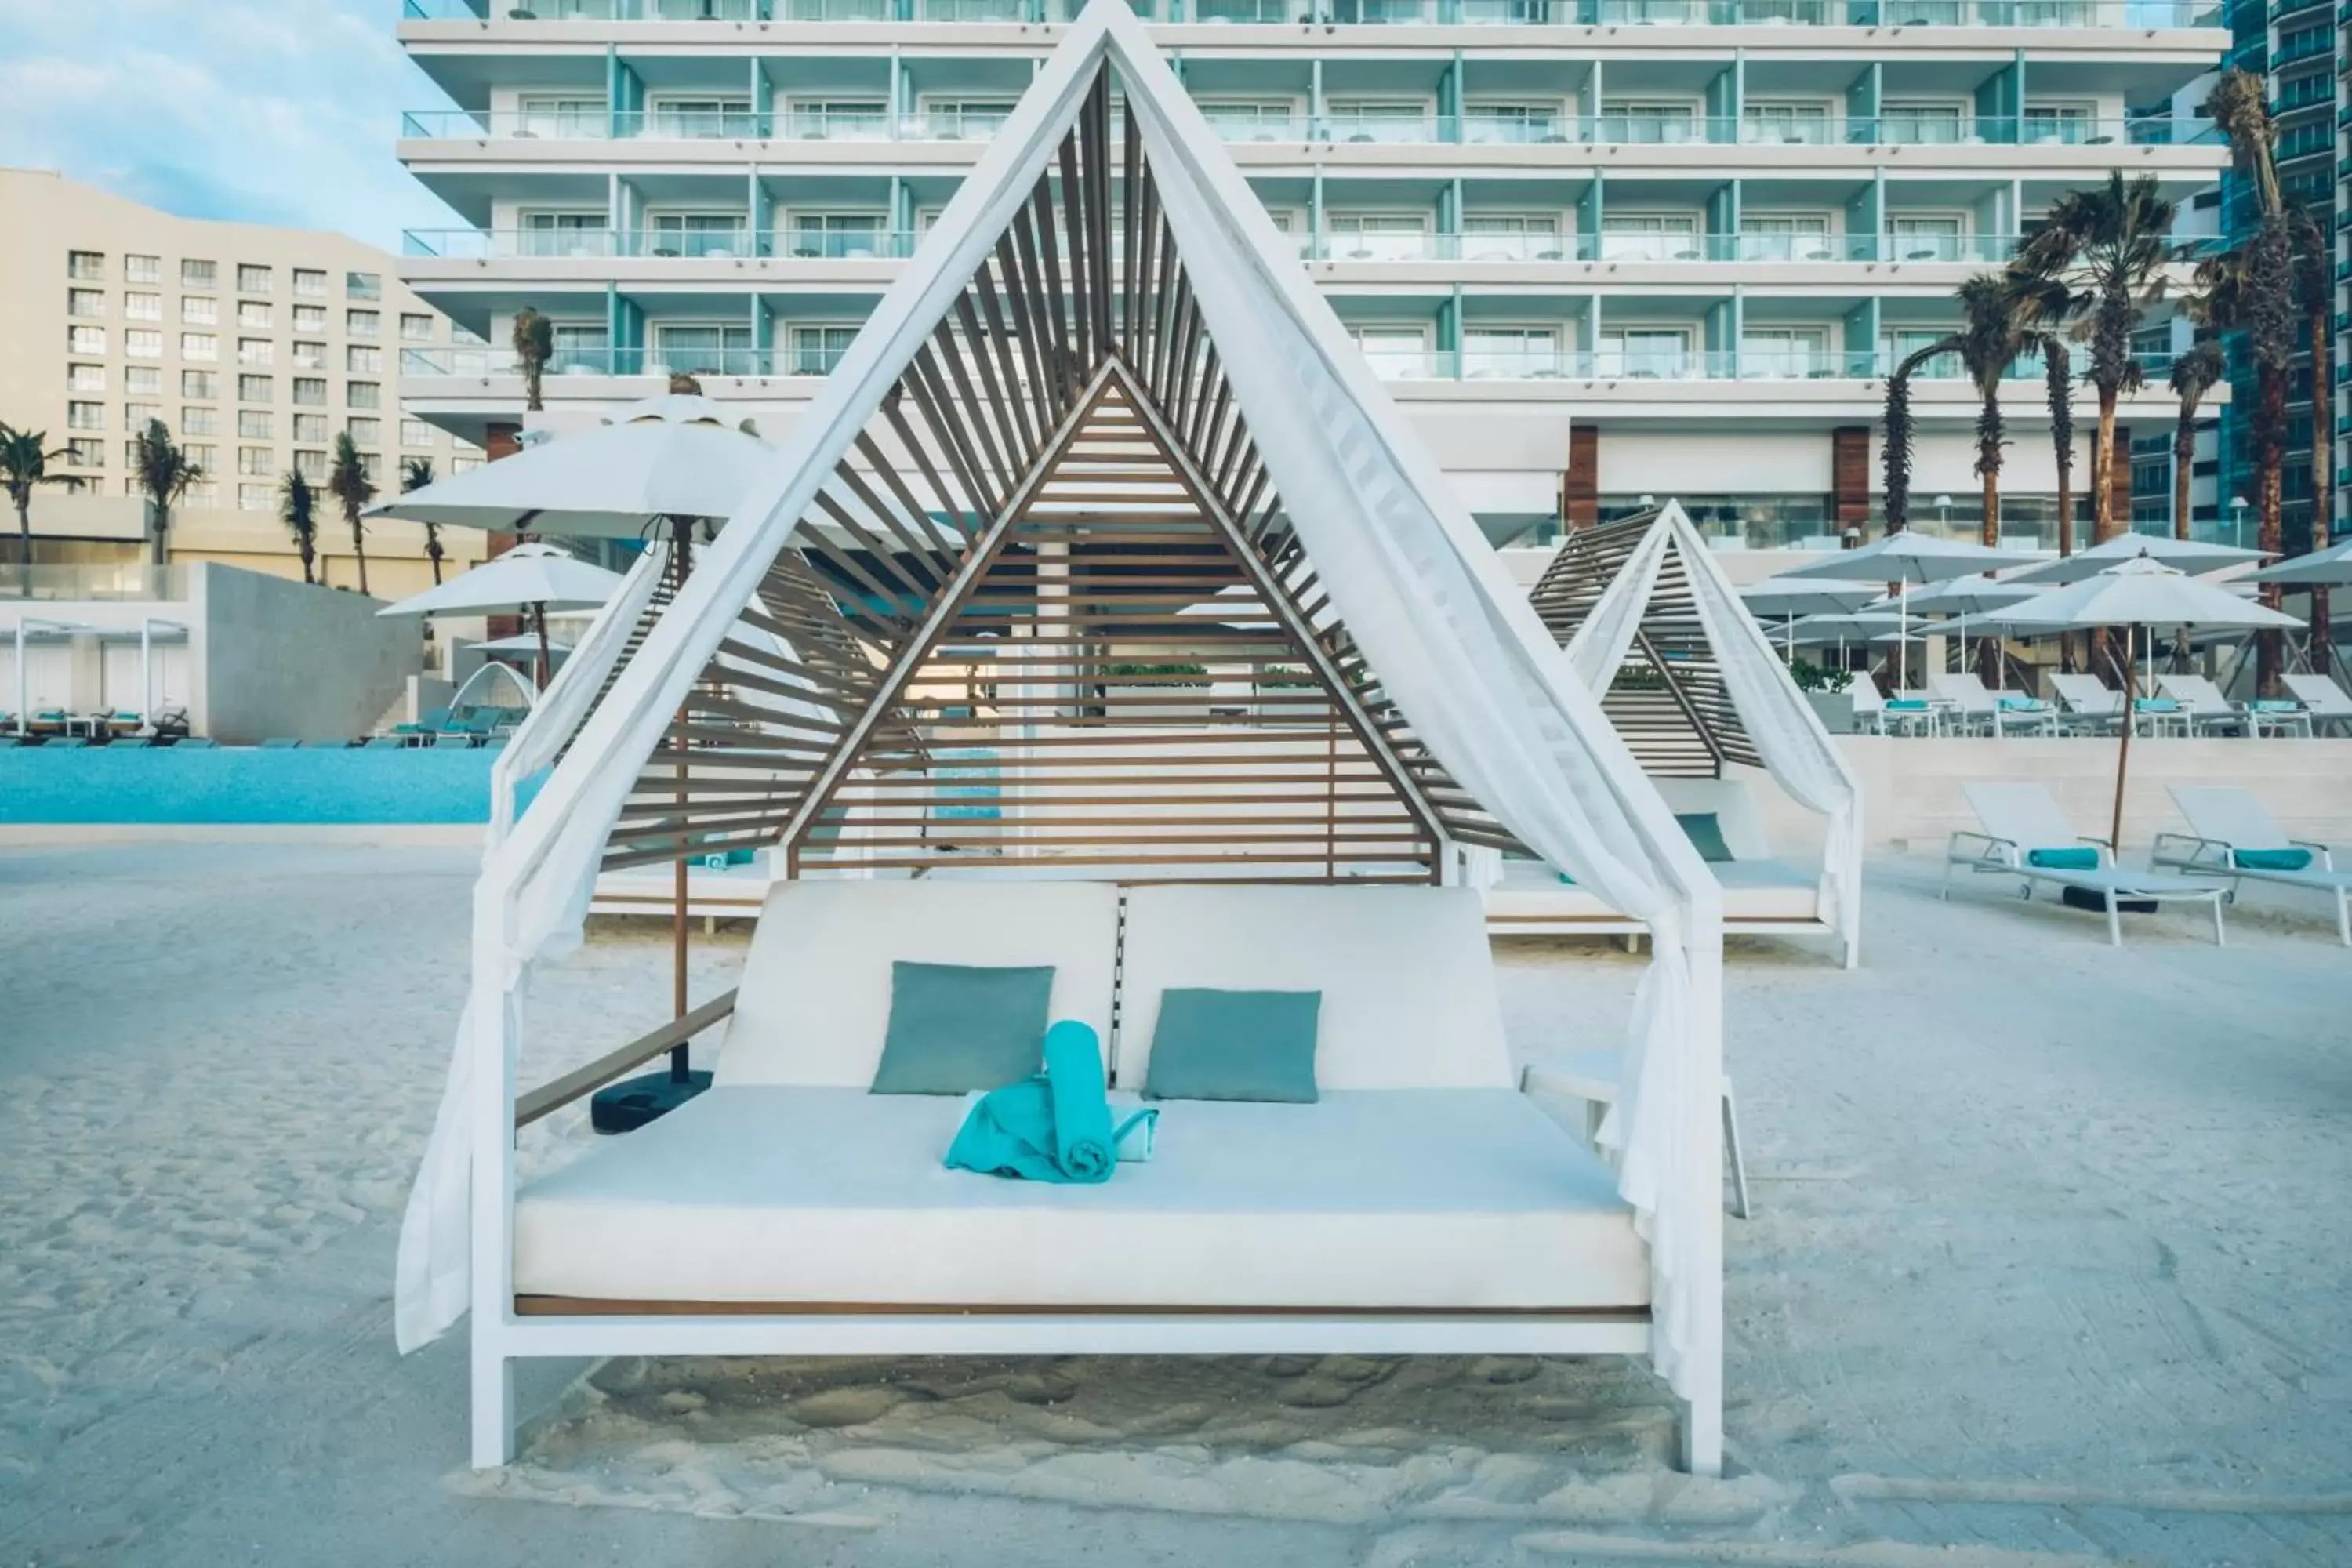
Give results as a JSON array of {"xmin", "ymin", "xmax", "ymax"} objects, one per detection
[{"xmin": 2, "ymin": 840, "xmax": 2348, "ymax": 1566}]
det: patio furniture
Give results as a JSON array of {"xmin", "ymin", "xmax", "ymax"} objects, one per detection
[
  {"xmin": 1522, "ymin": 1046, "xmax": 1750, "ymax": 1219},
  {"xmin": 2158, "ymin": 673, "xmax": 2310, "ymax": 738},
  {"xmin": 2049, "ymin": 673, "xmax": 2124, "ymax": 735},
  {"xmin": 2154, "ymin": 785, "xmax": 2352, "ymax": 946},
  {"xmin": 1928, "ymin": 672, "xmax": 2057, "ymax": 736},
  {"xmin": 1943, "ymin": 782, "xmax": 2228, "ymax": 946},
  {"xmin": 2281, "ymin": 671, "xmax": 2352, "ymax": 735}
]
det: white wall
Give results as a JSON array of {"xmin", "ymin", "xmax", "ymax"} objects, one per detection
[{"xmin": 196, "ymin": 565, "xmax": 423, "ymax": 742}]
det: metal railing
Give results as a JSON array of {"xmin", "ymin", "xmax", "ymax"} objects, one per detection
[
  {"xmin": 402, "ymin": 227, "xmax": 920, "ymax": 258},
  {"xmin": 404, "ymin": 0, "xmax": 2221, "ymax": 20},
  {"xmin": 0, "ymin": 564, "xmax": 189, "ymax": 603}
]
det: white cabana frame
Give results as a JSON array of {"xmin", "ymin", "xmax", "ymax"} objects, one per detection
[
  {"xmin": 1499, "ymin": 503, "xmax": 1864, "ymax": 967},
  {"xmin": 397, "ymin": 0, "xmax": 1729, "ymax": 1478}
]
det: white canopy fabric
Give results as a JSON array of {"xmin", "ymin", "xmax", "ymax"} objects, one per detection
[
  {"xmin": 1867, "ymin": 573, "xmax": 2042, "ymax": 617},
  {"xmin": 394, "ymin": 0, "xmax": 1725, "ymax": 1416},
  {"xmin": 2005, "ymin": 532, "xmax": 2268, "ymax": 586},
  {"xmin": 1737, "ymin": 579, "xmax": 1878, "ymax": 619},
  {"xmin": 1987, "ymin": 555, "xmax": 2303, "ymax": 636},
  {"xmin": 364, "ymin": 397, "xmax": 772, "ymax": 539},
  {"xmin": 377, "ymin": 543, "xmax": 628, "ymax": 619},
  {"xmin": 1773, "ymin": 531, "xmax": 2035, "ymax": 586},
  {"xmin": 2247, "ymin": 538, "xmax": 2352, "ymax": 586},
  {"xmin": 1563, "ymin": 502, "xmax": 1864, "ymax": 969}
]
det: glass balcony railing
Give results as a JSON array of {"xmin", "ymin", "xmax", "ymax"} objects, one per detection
[
  {"xmin": 405, "ymin": 0, "xmax": 2222, "ymax": 20},
  {"xmin": 0, "ymin": 564, "xmax": 190, "ymax": 603}
]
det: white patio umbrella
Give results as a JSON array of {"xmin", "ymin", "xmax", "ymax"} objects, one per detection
[
  {"xmin": 2246, "ymin": 538, "xmax": 2352, "ymax": 586},
  {"xmin": 1987, "ymin": 554, "xmax": 2303, "ymax": 850},
  {"xmin": 377, "ymin": 543, "xmax": 625, "ymax": 686},
  {"xmin": 2005, "ymin": 532, "xmax": 2270, "ymax": 586},
  {"xmin": 1859, "ymin": 572, "xmax": 2043, "ymax": 676},
  {"xmin": 1739, "ymin": 579, "xmax": 1877, "ymax": 656},
  {"xmin": 474, "ymin": 632, "xmax": 575, "ymax": 659},
  {"xmin": 1784, "ymin": 611, "xmax": 1922, "ymax": 665},
  {"xmin": 1773, "ymin": 532, "xmax": 2037, "ymax": 686}
]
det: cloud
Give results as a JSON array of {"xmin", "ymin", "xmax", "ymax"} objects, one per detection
[{"xmin": 0, "ymin": 0, "xmax": 459, "ymax": 250}]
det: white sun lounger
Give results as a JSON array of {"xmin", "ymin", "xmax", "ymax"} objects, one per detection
[
  {"xmin": 2153, "ymin": 785, "xmax": 2352, "ymax": 946},
  {"xmin": 2049, "ymin": 673, "xmax": 2125, "ymax": 735},
  {"xmin": 1944, "ymin": 782, "xmax": 2228, "ymax": 946},
  {"xmin": 2281, "ymin": 672, "xmax": 2352, "ymax": 736},
  {"xmin": 1929, "ymin": 672, "xmax": 2059, "ymax": 737}
]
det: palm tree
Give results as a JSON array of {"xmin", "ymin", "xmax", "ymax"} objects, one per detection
[
  {"xmin": 2034, "ymin": 335, "xmax": 2079, "ymax": 558},
  {"xmin": 278, "ymin": 470, "xmax": 321, "ymax": 585},
  {"xmin": 512, "ymin": 307, "xmax": 554, "ymax": 414},
  {"xmin": 402, "ymin": 456, "xmax": 445, "ymax": 584},
  {"xmin": 2164, "ymin": 340, "xmax": 2225, "ymax": 543},
  {"xmin": 1879, "ymin": 337, "xmax": 1959, "ymax": 534},
  {"xmin": 2013, "ymin": 172, "xmax": 2177, "ymax": 546},
  {"xmin": 1953, "ymin": 274, "xmax": 2032, "ymax": 550},
  {"xmin": 0, "ymin": 423, "xmax": 72, "ymax": 567},
  {"xmin": 132, "ymin": 419, "xmax": 204, "ymax": 568},
  {"xmin": 2290, "ymin": 204, "xmax": 2333, "ymax": 665},
  {"xmin": 327, "ymin": 433, "xmax": 376, "ymax": 596}
]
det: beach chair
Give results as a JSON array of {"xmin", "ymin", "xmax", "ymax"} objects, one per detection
[
  {"xmin": 45, "ymin": 735, "xmax": 89, "ymax": 750},
  {"xmin": 395, "ymin": 707, "xmax": 452, "ymax": 738},
  {"xmin": 430, "ymin": 732, "xmax": 474, "ymax": 749},
  {"xmin": 1846, "ymin": 670, "xmax": 1891, "ymax": 735},
  {"xmin": 106, "ymin": 736, "xmax": 148, "ymax": 748},
  {"xmin": 260, "ymin": 737, "xmax": 302, "ymax": 749},
  {"xmin": 363, "ymin": 735, "xmax": 407, "ymax": 750},
  {"xmin": 2049, "ymin": 673, "xmax": 2123, "ymax": 735},
  {"xmin": 1943, "ymin": 782, "xmax": 2229, "ymax": 945},
  {"xmin": 2154, "ymin": 785, "xmax": 2352, "ymax": 946},
  {"xmin": 171, "ymin": 736, "xmax": 216, "ymax": 750},
  {"xmin": 2282, "ymin": 672, "xmax": 2352, "ymax": 736},
  {"xmin": 1928, "ymin": 672, "xmax": 2058, "ymax": 737},
  {"xmin": 2160, "ymin": 673, "xmax": 2310, "ymax": 738}
]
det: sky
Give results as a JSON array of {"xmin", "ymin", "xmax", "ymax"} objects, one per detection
[{"xmin": 0, "ymin": 0, "xmax": 460, "ymax": 252}]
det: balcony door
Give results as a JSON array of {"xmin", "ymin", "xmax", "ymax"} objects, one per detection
[
  {"xmin": 1326, "ymin": 212, "xmax": 1433, "ymax": 262},
  {"xmin": 1463, "ymin": 325, "xmax": 1563, "ymax": 379},
  {"xmin": 521, "ymin": 211, "xmax": 610, "ymax": 259},
  {"xmin": 1344, "ymin": 324, "xmax": 1432, "ymax": 379},
  {"xmin": 1461, "ymin": 212, "xmax": 1565, "ymax": 261},
  {"xmin": 786, "ymin": 212, "xmax": 888, "ymax": 259},
  {"xmin": 652, "ymin": 322, "xmax": 753, "ymax": 376},
  {"xmin": 1737, "ymin": 212, "xmax": 1832, "ymax": 261},
  {"xmin": 648, "ymin": 212, "xmax": 748, "ymax": 259},
  {"xmin": 1600, "ymin": 213, "xmax": 1700, "ymax": 262},
  {"xmin": 1598, "ymin": 328, "xmax": 1692, "ymax": 379}
]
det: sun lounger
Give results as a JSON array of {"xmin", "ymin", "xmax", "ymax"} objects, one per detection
[
  {"xmin": 1944, "ymin": 782, "xmax": 2229, "ymax": 946},
  {"xmin": 2154, "ymin": 785, "xmax": 2352, "ymax": 946},
  {"xmin": 1929, "ymin": 672, "xmax": 2058, "ymax": 736},
  {"xmin": 2281, "ymin": 672, "xmax": 2352, "ymax": 736},
  {"xmin": 2049, "ymin": 673, "xmax": 2124, "ymax": 735},
  {"xmin": 171, "ymin": 736, "xmax": 216, "ymax": 749},
  {"xmin": 106, "ymin": 736, "xmax": 147, "ymax": 748},
  {"xmin": 363, "ymin": 735, "xmax": 407, "ymax": 750},
  {"xmin": 45, "ymin": 735, "xmax": 89, "ymax": 750}
]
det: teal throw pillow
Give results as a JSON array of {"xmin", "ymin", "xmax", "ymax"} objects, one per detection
[
  {"xmin": 870, "ymin": 961, "xmax": 1055, "ymax": 1096},
  {"xmin": 1144, "ymin": 988, "xmax": 1321, "ymax": 1103},
  {"xmin": 1675, "ymin": 811, "xmax": 1735, "ymax": 863}
]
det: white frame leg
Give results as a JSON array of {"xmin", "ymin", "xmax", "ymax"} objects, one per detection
[
  {"xmin": 470, "ymin": 1334, "xmax": 514, "ymax": 1469},
  {"xmin": 1680, "ymin": 1390, "xmax": 1724, "ymax": 1477},
  {"xmin": 1721, "ymin": 1082, "xmax": 1751, "ymax": 1221}
]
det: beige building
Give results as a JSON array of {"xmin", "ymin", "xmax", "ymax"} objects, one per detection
[{"xmin": 0, "ymin": 167, "xmax": 492, "ymax": 598}]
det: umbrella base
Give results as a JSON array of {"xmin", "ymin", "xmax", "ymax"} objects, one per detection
[
  {"xmin": 2061, "ymin": 886, "xmax": 2157, "ymax": 916},
  {"xmin": 590, "ymin": 1069, "xmax": 714, "ymax": 1134}
]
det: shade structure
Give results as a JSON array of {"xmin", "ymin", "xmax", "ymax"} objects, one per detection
[
  {"xmin": 2246, "ymin": 538, "xmax": 2352, "ymax": 586},
  {"xmin": 1988, "ymin": 556, "xmax": 2303, "ymax": 851},
  {"xmin": 1774, "ymin": 533, "xmax": 2036, "ymax": 685},
  {"xmin": 377, "ymin": 543, "xmax": 626, "ymax": 620},
  {"xmin": 2005, "ymin": 532, "xmax": 2269, "ymax": 586},
  {"xmin": 361, "ymin": 395, "xmax": 772, "ymax": 539},
  {"xmin": 474, "ymin": 633, "xmax": 575, "ymax": 658},
  {"xmin": 395, "ymin": 0, "xmax": 1730, "ymax": 1478},
  {"xmin": 1737, "ymin": 579, "xmax": 1878, "ymax": 619},
  {"xmin": 1860, "ymin": 573, "xmax": 2043, "ymax": 673}
]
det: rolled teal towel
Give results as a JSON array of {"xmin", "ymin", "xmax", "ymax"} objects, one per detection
[
  {"xmin": 2250, "ymin": 699, "xmax": 2300, "ymax": 713},
  {"xmin": 2134, "ymin": 697, "xmax": 2179, "ymax": 713},
  {"xmin": 1887, "ymin": 699, "xmax": 1929, "ymax": 710},
  {"xmin": 2027, "ymin": 847, "xmax": 2100, "ymax": 870},
  {"xmin": 1998, "ymin": 697, "xmax": 2049, "ymax": 712},
  {"xmin": 944, "ymin": 1019, "xmax": 1116, "ymax": 1185},
  {"xmin": 2233, "ymin": 847, "xmax": 2314, "ymax": 872}
]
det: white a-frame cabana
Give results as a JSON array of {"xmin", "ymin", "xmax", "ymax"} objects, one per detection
[
  {"xmin": 395, "ymin": 0, "xmax": 1730, "ymax": 1475},
  {"xmin": 1478, "ymin": 502, "xmax": 1864, "ymax": 967}
]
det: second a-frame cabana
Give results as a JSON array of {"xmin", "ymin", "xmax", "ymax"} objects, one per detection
[
  {"xmin": 395, "ymin": 0, "xmax": 1731, "ymax": 1477},
  {"xmin": 1485, "ymin": 503, "xmax": 1864, "ymax": 967}
]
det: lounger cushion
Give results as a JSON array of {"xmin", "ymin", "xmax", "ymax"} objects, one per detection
[
  {"xmin": 2232, "ymin": 848, "xmax": 2314, "ymax": 873},
  {"xmin": 869, "ymin": 961, "xmax": 1056, "ymax": 1096},
  {"xmin": 1486, "ymin": 858, "xmax": 1819, "ymax": 923},
  {"xmin": 1142, "ymin": 988, "xmax": 1322, "ymax": 1104},
  {"xmin": 717, "ymin": 881, "xmax": 1121, "ymax": 1087},
  {"xmin": 1117, "ymin": 886, "xmax": 1511, "ymax": 1091},
  {"xmin": 513, "ymin": 1085, "xmax": 1648, "ymax": 1310},
  {"xmin": 1675, "ymin": 812, "xmax": 1734, "ymax": 863}
]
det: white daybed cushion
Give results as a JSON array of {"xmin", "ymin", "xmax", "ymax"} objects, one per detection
[
  {"xmin": 512, "ymin": 1085, "xmax": 1648, "ymax": 1309},
  {"xmin": 1650, "ymin": 776, "xmax": 1773, "ymax": 862},
  {"xmin": 1116, "ymin": 884, "xmax": 1512, "ymax": 1091},
  {"xmin": 1486, "ymin": 858, "xmax": 1817, "ymax": 922},
  {"xmin": 715, "ymin": 880, "xmax": 1121, "ymax": 1086}
]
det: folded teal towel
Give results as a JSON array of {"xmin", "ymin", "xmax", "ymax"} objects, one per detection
[
  {"xmin": 2233, "ymin": 847, "xmax": 2314, "ymax": 872},
  {"xmin": 2250, "ymin": 699, "xmax": 2300, "ymax": 713},
  {"xmin": 1887, "ymin": 699, "xmax": 1929, "ymax": 710},
  {"xmin": 945, "ymin": 1019, "xmax": 1119, "ymax": 1184},
  {"xmin": 2134, "ymin": 697, "xmax": 2179, "ymax": 713},
  {"xmin": 2027, "ymin": 847, "xmax": 2100, "ymax": 870},
  {"xmin": 1998, "ymin": 697, "xmax": 2050, "ymax": 712}
]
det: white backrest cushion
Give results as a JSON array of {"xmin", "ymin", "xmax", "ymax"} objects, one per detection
[
  {"xmin": 2053, "ymin": 674, "xmax": 2119, "ymax": 715},
  {"xmin": 2282, "ymin": 673, "xmax": 2352, "ymax": 714},
  {"xmin": 2169, "ymin": 786, "xmax": 2288, "ymax": 851},
  {"xmin": 1849, "ymin": 671, "xmax": 1886, "ymax": 711},
  {"xmin": 1116, "ymin": 885, "xmax": 1512, "ymax": 1092},
  {"xmin": 717, "ymin": 880, "xmax": 1122, "ymax": 1087},
  {"xmin": 1929, "ymin": 672, "xmax": 1992, "ymax": 713},
  {"xmin": 1650, "ymin": 776, "xmax": 1770, "ymax": 861},
  {"xmin": 1963, "ymin": 782, "xmax": 2078, "ymax": 853}
]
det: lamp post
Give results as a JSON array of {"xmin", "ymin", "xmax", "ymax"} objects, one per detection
[
  {"xmin": 2230, "ymin": 494, "xmax": 2249, "ymax": 550},
  {"xmin": 1934, "ymin": 494, "xmax": 1952, "ymax": 535}
]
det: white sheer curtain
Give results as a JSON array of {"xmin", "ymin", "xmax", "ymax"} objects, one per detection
[{"xmin": 1131, "ymin": 59, "xmax": 1723, "ymax": 1403}]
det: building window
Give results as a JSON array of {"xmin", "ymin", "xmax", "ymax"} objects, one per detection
[
  {"xmin": 125, "ymin": 291, "xmax": 162, "ymax": 321},
  {"xmin": 182, "ymin": 259, "xmax": 218, "ymax": 290},
  {"xmin": 183, "ymin": 296, "xmax": 219, "ymax": 325},
  {"xmin": 448, "ymin": 455, "xmax": 483, "ymax": 476},
  {"xmin": 292, "ymin": 378, "xmax": 328, "ymax": 406},
  {"xmin": 125, "ymin": 366, "xmax": 160, "ymax": 395},
  {"xmin": 238, "ymin": 338, "xmax": 274, "ymax": 367},
  {"xmin": 347, "ymin": 309, "xmax": 381, "ymax": 337},
  {"xmin": 401, "ymin": 419, "xmax": 436, "ymax": 448},
  {"xmin": 181, "ymin": 332, "xmax": 219, "ymax": 361},
  {"xmin": 67, "ymin": 401, "xmax": 105, "ymax": 431},
  {"xmin": 69, "ymin": 325, "xmax": 107, "ymax": 354},
  {"xmin": 347, "ymin": 417, "xmax": 383, "ymax": 448},
  {"xmin": 67, "ymin": 249, "xmax": 106, "ymax": 280},
  {"xmin": 293, "ymin": 412, "xmax": 328, "ymax": 443},
  {"xmin": 358, "ymin": 452, "xmax": 381, "ymax": 483},
  {"xmin": 182, "ymin": 405, "xmax": 220, "ymax": 436},
  {"xmin": 238, "ymin": 300, "xmax": 274, "ymax": 329},
  {"xmin": 294, "ymin": 448, "xmax": 328, "ymax": 481},
  {"xmin": 238, "ymin": 445, "xmax": 274, "ymax": 477},
  {"xmin": 67, "ymin": 364, "xmax": 107, "ymax": 392},
  {"xmin": 291, "ymin": 341, "xmax": 325, "ymax": 370},
  {"xmin": 401, "ymin": 313, "xmax": 435, "ymax": 342},
  {"xmin": 123, "ymin": 329, "xmax": 161, "ymax": 358},
  {"xmin": 346, "ymin": 270, "xmax": 381, "ymax": 300},
  {"xmin": 347, "ymin": 346, "xmax": 382, "ymax": 374},
  {"xmin": 183, "ymin": 443, "xmax": 216, "ymax": 472},
  {"xmin": 125, "ymin": 253, "xmax": 160, "ymax": 285},
  {"xmin": 239, "ymin": 482, "xmax": 274, "ymax": 512},
  {"xmin": 67, "ymin": 288, "xmax": 106, "ymax": 318},
  {"xmin": 125, "ymin": 401, "xmax": 161, "ymax": 429},
  {"xmin": 122, "ymin": 439, "xmax": 145, "ymax": 470},
  {"xmin": 67, "ymin": 438, "xmax": 106, "ymax": 468},
  {"xmin": 237, "ymin": 263, "xmax": 273, "ymax": 294},
  {"xmin": 347, "ymin": 379, "xmax": 382, "ymax": 409},
  {"xmin": 238, "ymin": 410, "xmax": 273, "ymax": 439},
  {"xmin": 184, "ymin": 478, "xmax": 218, "ymax": 507},
  {"xmin": 292, "ymin": 304, "xmax": 325, "ymax": 333},
  {"xmin": 787, "ymin": 324, "xmax": 858, "ymax": 375},
  {"xmin": 238, "ymin": 374, "xmax": 274, "ymax": 402},
  {"xmin": 294, "ymin": 268, "xmax": 327, "ymax": 298},
  {"xmin": 182, "ymin": 370, "xmax": 220, "ymax": 399}
]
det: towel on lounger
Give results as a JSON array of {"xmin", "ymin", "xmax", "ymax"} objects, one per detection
[
  {"xmin": 2027, "ymin": 847, "xmax": 2100, "ymax": 870},
  {"xmin": 946, "ymin": 1019, "xmax": 1120, "ymax": 1184},
  {"xmin": 2232, "ymin": 847, "xmax": 2314, "ymax": 873}
]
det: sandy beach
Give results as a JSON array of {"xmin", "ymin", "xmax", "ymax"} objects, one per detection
[{"xmin": 2, "ymin": 839, "xmax": 2347, "ymax": 1566}]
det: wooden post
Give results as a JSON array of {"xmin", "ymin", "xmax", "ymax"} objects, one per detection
[{"xmin": 669, "ymin": 517, "xmax": 693, "ymax": 1063}]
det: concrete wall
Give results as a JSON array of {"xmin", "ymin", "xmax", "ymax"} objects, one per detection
[{"xmin": 195, "ymin": 565, "xmax": 423, "ymax": 743}]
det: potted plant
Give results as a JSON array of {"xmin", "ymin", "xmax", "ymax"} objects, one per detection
[{"xmin": 1790, "ymin": 657, "xmax": 1857, "ymax": 732}]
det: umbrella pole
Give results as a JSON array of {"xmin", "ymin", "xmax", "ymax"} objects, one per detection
[
  {"xmin": 2112, "ymin": 626, "xmax": 2133, "ymax": 853},
  {"xmin": 670, "ymin": 518, "xmax": 692, "ymax": 1054},
  {"xmin": 1899, "ymin": 580, "xmax": 1910, "ymax": 689},
  {"xmin": 532, "ymin": 601, "xmax": 550, "ymax": 691}
]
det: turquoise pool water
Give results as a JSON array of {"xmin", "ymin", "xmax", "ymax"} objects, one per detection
[{"xmin": 0, "ymin": 748, "xmax": 540, "ymax": 826}]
